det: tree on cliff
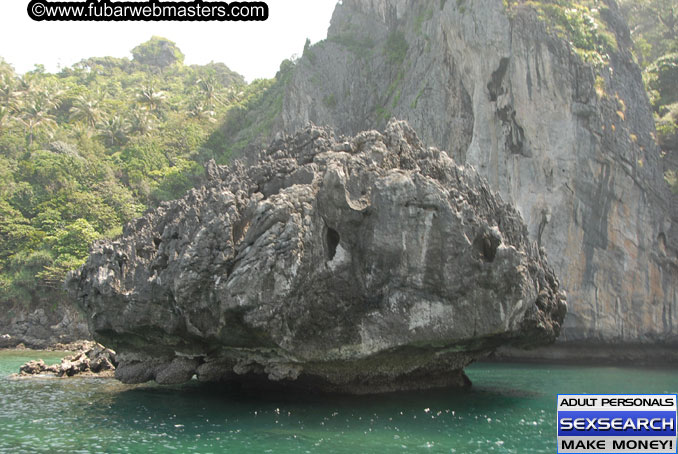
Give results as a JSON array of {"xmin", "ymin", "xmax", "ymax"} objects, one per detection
[
  {"xmin": 619, "ymin": 0, "xmax": 678, "ymax": 192},
  {"xmin": 620, "ymin": 0, "xmax": 677, "ymax": 67}
]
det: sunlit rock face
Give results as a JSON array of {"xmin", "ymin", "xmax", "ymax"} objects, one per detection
[
  {"xmin": 68, "ymin": 121, "xmax": 566, "ymax": 393},
  {"xmin": 279, "ymin": 0, "xmax": 678, "ymax": 346}
]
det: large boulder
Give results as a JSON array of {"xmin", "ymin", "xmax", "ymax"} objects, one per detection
[{"xmin": 68, "ymin": 121, "xmax": 566, "ymax": 393}]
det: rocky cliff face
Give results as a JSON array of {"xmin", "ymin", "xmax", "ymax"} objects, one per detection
[
  {"xmin": 68, "ymin": 121, "xmax": 566, "ymax": 392},
  {"xmin": 279, "ymin": 0, "xmax": 678, "ymax": 345},
  {"xmin": 0, "ymin": 299, "xmax": 89, "ymax": 349}
]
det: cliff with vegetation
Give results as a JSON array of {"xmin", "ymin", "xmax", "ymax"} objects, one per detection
[
  {"xmin": 272, "ymin": 0, "xmax": 677, "ymax": 348},
  {"xmin": 621, "ymin": 0, "xmax": 678, "ymax": 195}
]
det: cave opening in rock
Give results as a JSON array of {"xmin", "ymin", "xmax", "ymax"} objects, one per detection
[
  {"xmin": 473, "ymin": 231, "xmax": 500, "ymax": 262},
  {"xmin": 326, "ymin": 227, "xmax": 340, "ymax": 261}
]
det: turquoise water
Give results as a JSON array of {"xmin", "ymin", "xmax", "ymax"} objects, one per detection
[{"xmin": 1, "ymin": 351, "xmax": 677, "ymax": 454}]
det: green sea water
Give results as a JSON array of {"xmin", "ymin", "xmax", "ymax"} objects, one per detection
[{"xmin": 0, "ymin": 351, "xmax": 676, "ymax": 454}]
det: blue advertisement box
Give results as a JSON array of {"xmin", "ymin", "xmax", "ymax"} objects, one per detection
[{"xmin": 557, "ymin": 394, "xmax": 678, "ymax": 454}]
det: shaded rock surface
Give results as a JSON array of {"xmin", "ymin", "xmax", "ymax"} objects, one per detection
[
  {"xmin": 0, "ymin": 300, "xmax": 89, "ymax": 350},
  {"xmin": 276, "ymin": 0, "xmax": 678, "ymax": 345},
  {"xmin": 68, "ymin": 121, "xmax": 565, "ymax": 393},
  {"xmin": 17, "ymin": 341, "xmax": 117, "ymax": 378}
]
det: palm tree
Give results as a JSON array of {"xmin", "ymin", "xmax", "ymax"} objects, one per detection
[
  {"xmin": 0, "ymin": 105, "xmax": 9, "ymax": 132},
  {"xmin": 12, "ymin": 73, "xmax": 64, "ymax": 145},
  {"xmin": 127, "ymin": 107, "xmax": 156, "ymax": 136},
  {"xmin": 16, "ymin": 74, "xmax": 36, "ymax": 98},
  {"xmin": 18, "ymin": 93, "xmax": 58, "ymax": 146},
  {"xmin": 0, "ymin": 73, "xmax": 17, "ymax": 109},
  {"xmin": 196, "ymin": 74, "xmax": 222, "ymax": 110},
  {"xmin": 187, "ymin": 96, "xmax": 216, "ymax": 123},
  {"xmin": 136, "ymin": 82, "xmax": 166, "ymax": 113},
  {"xmin": 222, "ymin": 85, "xmax": 244, "ymax": 105},
  {"xmin": 0, "ymin": 73, "xmax": 22, "ymax": 130},
  {"xmin": 69, "ymin": 92, "xmax": 104, "ymax": 128},
  {"xmin": 97, "ymin": 115, "xmax": 129, "ymax": 147},
  {"xmin": 70, "ymin": 120, "xmax": 93, "ymax": 141}
]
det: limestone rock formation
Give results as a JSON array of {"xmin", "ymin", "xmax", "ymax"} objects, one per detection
[
  {"xmin": 0, "ymin": 301, "xmax": 89, "ymax": 350},
  {"xmin": 68, "ymin": 121, "xmax": 566, "ymax": 392},
  {"xmin": 277, "ymin": 0, "xmax": 678, "ymax": 346},
  {"xmin": 17, "ymin": 341, "xmax": 117, "ymax": 378}
]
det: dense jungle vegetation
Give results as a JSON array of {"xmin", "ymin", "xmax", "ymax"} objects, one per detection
[{"xmin": 0, "ymin": 36, "xmax": 289, "ymax": 308}]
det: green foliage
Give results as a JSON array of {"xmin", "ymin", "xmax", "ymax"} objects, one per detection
[
  {"xmin": 0, "ymin": 200, "xmax": 42, "ymax": 261},
  {"xmin": 630, "ymin": 27, "xmax": 678, "ymax": 194},
  {"xmin": 655, "ymin": 103, "xmax": 678, "ymax": 159},
  {"xmin": 208, "ymin": 61, "xmax": 292, "ymax": 161},
  {"xmin": 36, "ymin": 254, "xmax": 85, "ymax": 288},
  {"xmin": 132, "ymin": 36, "xmax": 185, "ymax": 69},
  {"xmin": 0, "ymin": 38, "xmax": 249, "ymax": 305},
  {"xmin": 0, "ymin": 248, "xmax": 59, "ymax": 302},
  {"xmin": 619, "ymin": 0, "xmax": 677, "ymax": 68},
  {"xmin": 329, "ymin": 34, "xmax": 376, "ymax": 59},
  {"xmin": 385, "ymin": 31, "xmax": 409, "ymax": 66},
  {"xmin": 594, "ymin": 75, "xmax": 607, "ymax": 98},
  {"xmin": 666, "ymin": 169, "xmax": 678, "ymax": 193},
  {"xmin": 375, "ymin": 106, "xmax": 392, "ymax": 123},
  {"xmin": 613, "ymin": 1, "xmax": 678, "ymax": 195},
  {"xmin": 303, "ymin": 38, "xmax": 318, "ymax": 65},
  {"xmin": 386, "ymin": 70, "xmax": 405, "ymax": 103},
  {"xmin": 51, "ymin": 218, "xmax": 99, "ymax": 258},
  {"xmin": 411, "ymin": 81, "xmax": 428, "ymax": 109},
  {"xmin": 644, "ymin": 53, "xmax": 678, "ymax": 109},
  {"xmin": 521, "ymin": 0, "xmax": 617, "ymax": 67},
  {"xmin": 149, "ymin": 158, "xmax": 203, "ymax": 202},
  {"xmin": 323, "ymin": 93, "xmax": 337, "ymax": 108},
  {"xmin": 507, "ymin": 0, "xmax": 678, "ymax": 196},
  {"xmin": 414, "ymin": 8, "xmax": 434, "ymax": 34}
]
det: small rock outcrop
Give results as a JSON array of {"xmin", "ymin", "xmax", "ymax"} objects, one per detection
[
  {"xmin": 17, "ymin": 342, "xmax": 117, "ymax": 378},
  {"xmin": 68, "ymin": 121, "xmax": 566, "ymax": 393}
]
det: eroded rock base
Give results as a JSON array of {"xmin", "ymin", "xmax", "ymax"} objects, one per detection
[{"xmin": 113, "ymin": 347, "xmax": 483, "ymax": 394}]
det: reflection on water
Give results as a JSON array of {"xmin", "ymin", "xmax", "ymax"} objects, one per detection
[{"xmin": 1, "ymin": 351, "xmax": 676, "ymax": 454}]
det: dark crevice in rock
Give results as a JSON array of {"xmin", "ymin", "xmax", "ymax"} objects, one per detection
[
  {"xmin": 488, "ymin": 57, "xmax": 510, "ymax": 102},
  {"xmin": 473, "ymin": 230, "xmax": 501, "ymax": 263},
  {"xmin": 325, "ymin": 226, "xmax": 341, "ymax": 261},
  {"xmin": 497, "ymin": 105, "xmax": 527, "ymax": 156}
]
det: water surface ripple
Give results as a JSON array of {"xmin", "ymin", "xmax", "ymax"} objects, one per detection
[{"xmin": 1, "ymin": 351, "xmax": 676, "ymax": 453}]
